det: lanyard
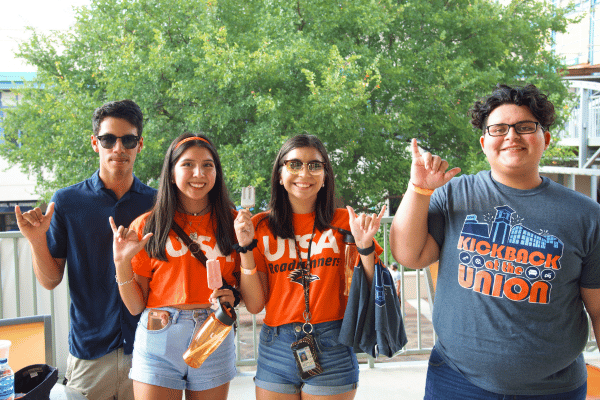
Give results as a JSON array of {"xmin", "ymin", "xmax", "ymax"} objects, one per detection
[{"xmin": 294, "ymin": 220, "xmax": 317, "ymax": 333}]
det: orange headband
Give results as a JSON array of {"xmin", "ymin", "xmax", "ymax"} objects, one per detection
[{"xmin": 175, "ymin": 136, "xmax": 211, "ymax": 149}]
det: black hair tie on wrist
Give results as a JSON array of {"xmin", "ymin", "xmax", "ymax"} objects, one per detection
[
  {"xmin": 356, "ymin": 241, "xmax": 375, "ymax": 256},
  {"xmin": 233, "ymin": 239, "xmax": 258, "ymax": 253}
]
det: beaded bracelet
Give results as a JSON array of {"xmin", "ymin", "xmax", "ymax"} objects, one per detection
[
  {"xmin": 115, "ymin": 274, "xmax": 135, "ymax": 286},
  {"xmin": 356, "ymin": 241, "xmax": 375, "ymax": 256},
  {"xmin": 233, "ymin": 239, "xmax": 258, "ymax": 253}
]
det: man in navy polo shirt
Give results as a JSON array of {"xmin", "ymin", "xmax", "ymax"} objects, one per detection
[{"xmin": 15, "ymin": 99, "xmax": 156, "ymax": 400}]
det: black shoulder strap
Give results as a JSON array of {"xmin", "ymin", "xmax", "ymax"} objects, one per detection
[
  {"xmin": 171, "ymin": 221, "xmax": 208, "ymax": 266},
  {"xmin": 171, "ymin": 220, "xmax": 240, "ymax": 306}
]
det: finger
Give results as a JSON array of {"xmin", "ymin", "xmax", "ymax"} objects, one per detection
[
  {"xmin": 431, "ymin": 155, "xmax": 442, "ymax": 172},
  {"xmin": 44, "ymin": 202, "xmax": 55, "ymax": 220},
  {"xmin": 240, "ymin": 209, "xmax": 252, "ymax": 219},
  {"xmin": 376, "ymin": 205, "xmax": 386, "ymax": 221},
  {"xmin": 221, "ymin": 296, "xmax": 234, "ymax": 306},
  {"xmin": 438, "ymin": 159, "xmax": 449, "ymax": 173},
  {"xmin": 140, "ymin": 232, "xmax": 153, "ymax": 246},
  {"xmin": 15, "ymin": 205, "xmax": 23, "ymax": 221},
  {"xmin": 367, "ymin": 214, "xmax": 377, "ymax": 230},
  {"xmin": 421, "ymin": 152, "xmax": 432, "ymax": 170},
  {"xmin": 20, "ymin": 208, "xmax": 42, "ymax": 227},
  {"xmin": 358, "ymin": 213, "xmax": 367, "ymax": 229},
  {"xmin": 109, "ymin": 216, "xmax": 118, "ymax": 233},
  {"xmin": 346, "ymin": 206, "xmax": 357, "ymax": 224},
  {"xmin": 444, "ymin": 167, "xmax": 462, "ymax": 181},
  {"xmin": 14, "ymin": 205, "xmax": 34, "ymax": 229},
  {"xmin": 410, "ymin": 138, "xmax": 421, "ymax": 159}
]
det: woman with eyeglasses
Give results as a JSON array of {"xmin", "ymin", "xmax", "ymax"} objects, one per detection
[
  {"xmin": 110, "ymin": 133, "xmax": 240, "ymax": 400},
  {"xmin": 235, "ymin": 134, "xmax": 386, "ymax": 400}
]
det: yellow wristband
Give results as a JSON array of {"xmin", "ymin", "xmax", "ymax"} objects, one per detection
[
  {"xmin": 241, "ymin": 267, "xmax": 257, "ymax": 275},
  {"xmin": 409, "ymin": 181, "xmax": 435, "ymax": 196}
]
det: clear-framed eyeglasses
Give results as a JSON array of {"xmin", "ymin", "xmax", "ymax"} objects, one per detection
[{"xmin": 485, "ymin": 121, "xmax": 541, "ymax": 137}]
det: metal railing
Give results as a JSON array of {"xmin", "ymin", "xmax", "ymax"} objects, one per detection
[
  {"xmin": 0, "ymin": 218, "xmax": 436, "ymax": 375},
  {"xmin": 4, "ymin": 217, "xmax": 594, "ymax": 376},
  {"xmin": 558, "ymin": 80, "xmax": 600, "ymax": 144}
]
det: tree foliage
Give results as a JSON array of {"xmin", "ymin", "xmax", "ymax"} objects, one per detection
[{"xmin": 1, "ymin": 0, "xmax": 574, "ymax": 211}]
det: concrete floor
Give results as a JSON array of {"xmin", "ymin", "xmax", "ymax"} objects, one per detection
[
  {"xmin": 230, "ymin": 360, "xmax": 428, "ymax": 400},
  {"xmin": 229, "ymin": 351, "xmax": 600, "ymax": 400}
]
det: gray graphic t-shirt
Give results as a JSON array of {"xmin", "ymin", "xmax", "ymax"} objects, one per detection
[{"xmin": 428, "ymin": 171, "xmax": 600, "ymax": 395}]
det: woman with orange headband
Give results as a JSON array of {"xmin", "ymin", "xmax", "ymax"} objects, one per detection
[{"xmin": 110, "ymin": 133, "xmax": 240, "ymax": 400}]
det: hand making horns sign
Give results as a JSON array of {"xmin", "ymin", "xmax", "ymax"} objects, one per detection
[{"xmin": 409, "ymin": 138, "xmax": 461, "ymax": 191}]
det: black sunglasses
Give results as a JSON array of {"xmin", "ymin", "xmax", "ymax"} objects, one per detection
[{"xmin": 96, "ymin": 134, "xmax": 140, "ymax": 149}]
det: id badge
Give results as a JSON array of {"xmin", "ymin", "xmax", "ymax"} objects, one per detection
[
  {"xmin": 291, "ymin": 334, "xmax": 323, "ymax": 379},
  {"xmin": 147, "ymin": 309, "xmax": 170, "ymax": 331}
]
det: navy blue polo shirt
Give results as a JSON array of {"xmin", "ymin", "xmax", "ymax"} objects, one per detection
[{"xmin": 47, "ymin": 170, "xmax": 156, "ymax": 360}]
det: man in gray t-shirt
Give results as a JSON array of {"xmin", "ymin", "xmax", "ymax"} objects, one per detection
[{"xmin": 390, "ymin": 84, "xmax": 600, "ymax": 398}]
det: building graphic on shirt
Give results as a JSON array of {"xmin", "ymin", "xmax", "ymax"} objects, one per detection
[{"xmin": 456, "ymin": 205, "xmax": 562, "ymax": 304}]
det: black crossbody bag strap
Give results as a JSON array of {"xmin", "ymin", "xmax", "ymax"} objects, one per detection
[
  {"xmin": 171, "ymin": 221, "xmax": 208, "ymax": 265},
  {"xmin": 171, "ymin": 221, "xmax": 241, "ymax": 307}
]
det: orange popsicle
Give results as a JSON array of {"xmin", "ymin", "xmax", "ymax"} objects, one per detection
[{"xmin": 206, "ymin": 259, "xmax": 222, "ymax": 290}]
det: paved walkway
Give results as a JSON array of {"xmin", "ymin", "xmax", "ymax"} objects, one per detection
[
  {"xmin": 230, "ymin": 298, "xmax": 600, "ymax": 399},
  {"xmin": 230, "ymin": 360, "xmax": 428, "ymax": 400},
  {"xmin": 229, "ymin": 351, "xmax": 600, "ymax": 400}
]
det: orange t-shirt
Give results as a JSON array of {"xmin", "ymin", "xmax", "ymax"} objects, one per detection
[
  {"xmin": 130, "ymin": 210, "xmax": 240, "ymax": 308},
  {"xmin": 252, "ymin": 209, "xmax": 383, "ymax": 326}
]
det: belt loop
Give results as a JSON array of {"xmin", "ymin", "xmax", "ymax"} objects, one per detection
[
  {"xmin": 171, "ymin": 309, "xmax": 180, "ymax": 324},
  {"xmin": 192, "ymin": 310, "xmax": 201, "ymax": 324}
]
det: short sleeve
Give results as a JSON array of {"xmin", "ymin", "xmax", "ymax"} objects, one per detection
[
  {"xmin": 580, "ymin": 235, "xmax": 600, "ymax": 289},
  {"xmin": 427, "ymin": 184, "xmax": 448, "ymax": 249},
  {"xmin": 46, "ymin": 191, "xmax": 68, "ymax": 259}
]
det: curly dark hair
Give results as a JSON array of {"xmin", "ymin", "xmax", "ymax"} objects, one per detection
[
  {"xmin": 92, "ymin": 99, "xmax": 144, "ymax": 136},
  {"xmin": 469, "ymin": 84, "xmax": 556, "ymax": 133}
]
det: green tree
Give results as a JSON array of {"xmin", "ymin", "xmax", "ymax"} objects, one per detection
[{"xmin": 1, "ymin": 0, "xmax": 574, "ymax": 211}]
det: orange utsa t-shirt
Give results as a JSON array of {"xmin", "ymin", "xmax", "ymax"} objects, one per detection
[
  {"xmin": 130, "ymin": 210, "xmax": 240, "ymax": 308},
  {"xmin": 252, "ymin": 209, "xmax": 383, "ymax": 326}
]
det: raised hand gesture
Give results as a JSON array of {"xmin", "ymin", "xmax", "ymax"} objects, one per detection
[
  {"xmin": 410, "ymin": 138, "xmax": 461, "ymax": 190},
  {"xmin": 15, "ymin": 203, "xmax": 55, "ymax": 244},
  {"xmin": 109, "ymin": 216, "xmax": 153, "ymax": 264},
  {"xmin": 347, "ymin": 205, "xmax": 386, "ymax": 249}
]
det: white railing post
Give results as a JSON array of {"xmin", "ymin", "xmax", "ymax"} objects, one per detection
[{"xmin": 579, "ymin": 87, "xmax": 590, "ymax": 167}]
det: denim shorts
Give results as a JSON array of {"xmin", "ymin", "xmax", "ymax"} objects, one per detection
[
  {"xmin": 424, "ymin": 347, "xmax": 586, "ymax": 400},
  {"xmin": 255, "ymin": 320, "xmax": 359, "ymax": 395},
  {"xmin": 129, "ymin": 307, "xmax": 237, "ymax": 392}
]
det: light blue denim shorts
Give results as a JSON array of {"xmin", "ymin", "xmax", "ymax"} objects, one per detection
[
  {"xmin": 255, "ymin": 320, "xmax": 359, "ymax": 395},
  {"xmin": 129, "ymin": 307, "xmax": 236, "ymax": 392}
]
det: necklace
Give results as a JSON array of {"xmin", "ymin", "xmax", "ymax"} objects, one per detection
[
  {"xmin": 294, "ymin": 220, "xmax": 317, "ymax": 328},
  {"xmin": 178, "ymin": 204, "xmax": 211, "ymax": 241},
  {"xmin": 178, "ymin": 203, "xmax": 210, "ymax": 217}
]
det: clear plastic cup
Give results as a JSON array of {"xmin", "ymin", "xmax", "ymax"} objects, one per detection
[{"xmin": 0, "ymin": 341, "xmax": 10, "ymax": 363}]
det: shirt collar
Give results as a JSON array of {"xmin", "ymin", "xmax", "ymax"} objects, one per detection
[{"xmin": 90, "ymin": 169, "xmax": 144, "ymax": 194}]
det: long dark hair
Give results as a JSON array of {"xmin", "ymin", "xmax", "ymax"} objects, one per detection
[
  {"xmin": 143, "ymin": 133, "xmax": 236, "ymax": 260},
  {"xmin": 261, "ymin": 134, "xmax": 336, "ymax": 239}
]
